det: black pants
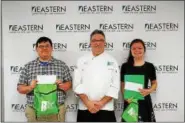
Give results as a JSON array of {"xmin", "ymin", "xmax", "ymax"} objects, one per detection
[{"xmin": 77, "ymin": 110, "xmax": 116, "ymax": 122}]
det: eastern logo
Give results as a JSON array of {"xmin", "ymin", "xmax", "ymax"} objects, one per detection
[
  {"xmin": 9, "ymin": 24, "xmax": 43, "ymax": 33},
  {"xmin": 122, "ymin": 5, "xmax": 156, "ymax": 14},
  {"xmin": 99, "ymin": 23, "xmax": 134, "ymax": 32},
  {"xmin": 114, "ymin": 102, "xmax": 124, "ymax": 111},
  {"xmin": 79, "ymin": 42, "xmax": 91, "ymax": 51},
  {"xmin": 11, "ymin": 104, "xmax": 27, "ymax": 112},
  {"xmin": 78, "ymin": 5, "xmax": 113, "ymax": 14},
  {"xmin": 66, "ymin": 104, "xmax": 78, "ymax": 112},
  {"xmin": 56, "ymin": 24, "xmax": 91, "ymax": 33},
  {"xmin": 10, "ymin": 66, "xmax": 24, "ymax": 74},
  {"xmin": 155, "ymin": 65, "xmax": 179, "ymax": 74},
  {"xmin": 153, "ymin": 102, "xmax": 178, "ymax": 111},
  {"xmin": 33, "ymin": 42, "xmax": 67, "ymax": 52},
  {"xmin": 122, "ymin": 41, "xmax": 157, "ymax": 50},
  {"xmin": 145, "ymin": 23, "xmax": 179, "ymax": 32},
  {"xmin": 31, "ymin": 6, "xmax": 66, "ymax": 15},
  {"xmin": 79, "ymin": 42, "xmax": 114, "ymax": 51}
]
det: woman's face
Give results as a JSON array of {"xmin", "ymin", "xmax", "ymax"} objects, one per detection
[{"xmin": 131, "ymin": 42, "xmax": 145, "ymax": 59}]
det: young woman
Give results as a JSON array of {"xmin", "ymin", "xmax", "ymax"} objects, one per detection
[{"xmin": 121, "ymin": 39, "xmax": 157, "ymax": 122}]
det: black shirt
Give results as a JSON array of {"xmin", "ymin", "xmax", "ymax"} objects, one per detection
[{"xmin": 121, "ymin": 61, "xmax": 156, "ymax": 89}]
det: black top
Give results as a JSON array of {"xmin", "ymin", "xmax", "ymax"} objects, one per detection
[{"xmin": 121, "ymin": 61, "xmax": 156, "ymax": 89}]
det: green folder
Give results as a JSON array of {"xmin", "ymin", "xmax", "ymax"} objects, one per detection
[{"xmin": 124, "ymin": 75, "xmax": 144, "ymax": 100}]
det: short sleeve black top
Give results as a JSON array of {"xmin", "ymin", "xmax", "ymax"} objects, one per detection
[{"xmin": 121, "ymin": 62, "xmax": 156, "ymax": 89}]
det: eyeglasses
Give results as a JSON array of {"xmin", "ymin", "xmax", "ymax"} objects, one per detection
[
  {"xmin": 38, "ymin": 45, "xmax": 51, "ymax": 49},
  {"xmin": 91, "ymin": 39, "xmax": 105, "ymax": 43}
]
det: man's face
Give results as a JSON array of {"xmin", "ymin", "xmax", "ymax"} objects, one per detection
[
  {"xmin": 36, "ymin": 41, "xmax": 53, "ymax": 60},
  {"xmin": 90, "ymin": 34, "xmax": 105, "ymax": 56}
]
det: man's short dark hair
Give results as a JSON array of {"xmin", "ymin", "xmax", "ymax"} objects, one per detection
[
  {"xmin": 90, "ymin": 29, "xmax": 105, "ymax": 40},
  {"xmin": 36, "ymin": 36, "xmax": 53, "ymax": 47}
]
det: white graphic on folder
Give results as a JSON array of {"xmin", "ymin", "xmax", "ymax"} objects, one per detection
[
  {"xmin": 37, "ymin": 75, "xmax": 56, "ymax": 84},
  {"xmin": 124, "ymin": 81, "xmax": 143, "ymax": 92}
]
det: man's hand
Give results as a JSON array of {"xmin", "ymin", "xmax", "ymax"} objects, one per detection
[
  {"xmin": 17, "ymin": 80, "xmax": 37, "ymax": 94},
  {"xmin": 86, "ymin": 100, "xmax": 99, "ymax": 114},
  {"xmin": 78, "ymin": 94, "xmax": 99, "ymax": 114},
  {"xmin": 93, "ymin": 96, "xmax": 112, "ymax": 110},
  {"xmin": 56, "ymin": 79, "xmax": 62, "ymax": 85},
  {"xmin": 30, "ymin": 80, "xmax": 38, "ymax": 91},
  {"xmin": 94, "ymin": 101, "xmax": 105, "ymax": 110},
  {"xmin": 56, "ymin": 80, "xmax": 71, "ymax": 91}
]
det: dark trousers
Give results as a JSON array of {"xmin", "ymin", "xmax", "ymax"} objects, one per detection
[{"xmin": 77, "ymin": 110, "xmax": 116, "ymax": 122}]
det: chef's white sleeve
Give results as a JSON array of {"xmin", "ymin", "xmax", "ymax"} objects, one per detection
[
  {"xmin": 73, "ymin": 59, "xmax": 85, "ymax": 95},
  {"xmin": 105, "ymin": 61, "xmax": 120, "ymax": 99}
]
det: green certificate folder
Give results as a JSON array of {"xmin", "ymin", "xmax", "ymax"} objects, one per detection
[{"xmin": 124, "ymin": 75, "xmax": 144, "ymax": 100}]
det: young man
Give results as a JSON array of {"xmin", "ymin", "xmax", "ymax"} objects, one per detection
[{"xmin": 17, "ymin": 36, "xmax": 72, "ymax": 122}]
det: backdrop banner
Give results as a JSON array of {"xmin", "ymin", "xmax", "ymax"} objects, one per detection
[{"xmin": 2, "ymin": 1, "xmax": 184, "ymax": 122}]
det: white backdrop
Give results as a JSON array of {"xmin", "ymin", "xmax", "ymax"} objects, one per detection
[{"xmin": 2, "ymin": 1, "xmax": 184, "ymax": 122}]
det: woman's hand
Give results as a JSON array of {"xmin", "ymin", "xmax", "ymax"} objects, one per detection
[
  {"xmin": 139, "ymin": 88, "xmax": 152, "ymax": 97},
  {"xmin": 125, "ymin": 97, "xmax": 134, "ymax": 104}
]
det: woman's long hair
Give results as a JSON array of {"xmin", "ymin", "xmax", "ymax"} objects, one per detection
[{"xmin": 127, "ymin": 39, "xmax": 146, "ymax": 65}]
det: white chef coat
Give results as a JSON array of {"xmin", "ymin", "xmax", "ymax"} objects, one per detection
[{"xmin": 73, "ymin": 52, "xmax": 120, "ymax": 111}]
